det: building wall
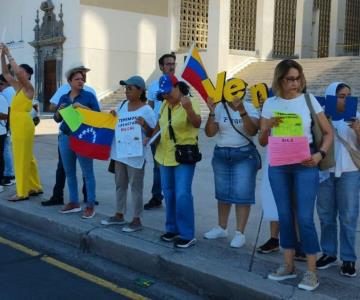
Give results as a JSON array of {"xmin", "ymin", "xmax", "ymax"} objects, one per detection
[
  {"xmin": 0, "ymin": 0, "xmax": 81, "ymax": 89},
  {"xmin": 79, "ymin": 4, "xmax": 170, "ymax": 98}
]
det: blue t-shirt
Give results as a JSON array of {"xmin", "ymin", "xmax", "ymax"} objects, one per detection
[
  {"xmin": 56, "ymin": 89, "xmax": 100, "ymax": 134},
  {"xmin": 147, "ymin": 80, "xmax": 162, "ymax": 120}
]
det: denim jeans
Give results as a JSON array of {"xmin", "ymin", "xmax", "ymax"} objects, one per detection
[
  {"xmin": 160, "ymin": 164, "xmax": 196, "ymax": 240},
  {"xmin": 269, "ymin": 164, "xmax": 320, "ymax": 254},
  {"xmin": 53, "ymin": 135, "xmax": 87, "ymax": 201},
  {"xmin": 3, "ymin": 135, "xmax": 14, "ymax": 177},
  {"xmin": 151, "ymin": 144, "xmax": 163, "ymax": 200},
  {"xmin": 58, "ymin": 134, "xmax": 95, "ymax": 207},
  {"xmin": 317, "ymin": 171, "xmax": 360, "ymax": 262},
  {"xmin": 212, "ymin": 145, "xmax": 259, "ymax": 204}
]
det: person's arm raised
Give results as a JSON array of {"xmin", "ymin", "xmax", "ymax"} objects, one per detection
[{"xmin": 181, "ymin": 96, "xmax": 201, "ymax": 128}]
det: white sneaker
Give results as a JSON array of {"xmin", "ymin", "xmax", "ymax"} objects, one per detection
[
  {"xmin": 230, "ymin": 231, "xmax": 246, "ymax": 248},
  {"xmin": 0, "ymin": 186, "xmax": 4, "ymax": 193},
  {"xmin": 204, "ymin": 226, "xmax": 228, "ymax": 239}
]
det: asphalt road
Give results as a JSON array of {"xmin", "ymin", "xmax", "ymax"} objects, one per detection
[
  {"xmin": 0, "ymin": 221, "xmax": 200, "ymax": 300},
  {"xmin": 0, "ymin": 240, "xmax": 139, "ymax": 300}
]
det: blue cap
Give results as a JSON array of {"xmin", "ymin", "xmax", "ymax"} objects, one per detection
[
  {"xmin": 120, "ymin": 75, "xmax": 146, "ymax": 90},
  {"xmin": 157, "ymin": 74, "xmax": 179, "ymax": 95}
]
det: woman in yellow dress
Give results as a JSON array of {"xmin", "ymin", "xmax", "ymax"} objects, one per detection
[{"xmin": 1, "ymin": 44, "xmax": 42, "ymax": 201}]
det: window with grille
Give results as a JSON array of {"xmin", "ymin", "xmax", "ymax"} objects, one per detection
[
  {"xmin": 344, "ymin": 0, "xmax": 360, "ymax": 55},
  {"xmin": 273, "ymin": 0, "xmax": 297, "ymax": 58},
  {"xmin": 229, "ymin": 0, "xmax": 257, "ymax": 51},
  {"xmin": 314, "ymin": 0, "xmax": 331, "ymax": 57},
  {"xmin": 179, "ymin": 0, "xmax": 209, "ymax": 50}
]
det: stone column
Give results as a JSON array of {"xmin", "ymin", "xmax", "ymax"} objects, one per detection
[
  {"xmin": 255, "ymin": 0, "xmax": 275, "ymax": 59},
  {"xmin": 206, "ymin": 0, "xmax": 230, "ymax": 77},
  {"xmin": 329, "ymin": 0, "xmax": 346, "ymax": 56},
  {"xmin": 295, "ymin": 0, "xmax": 314, "ymax": 58}
]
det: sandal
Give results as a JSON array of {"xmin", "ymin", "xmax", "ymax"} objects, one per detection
[
  {"xmin": 8, "ymin": 194, "xmax": 29, "ymax": 202},
  {"xmin": 29, "ymin": 190, "xmax": 44, "ymax": 197}
]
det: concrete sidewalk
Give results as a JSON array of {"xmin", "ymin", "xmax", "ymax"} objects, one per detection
[{"xmin": 0, "ymin": 119, "xmax": 358, "ymax": 299}]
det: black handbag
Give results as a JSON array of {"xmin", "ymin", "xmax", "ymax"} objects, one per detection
[
  {"xmin": 33, "ymin": 116, "xmax": 40, "ymax": 126},
  {"xmin": 168, "ymin": 107, "xmax": 202, "ymax": 164},
  {"xmin": 222, "ymin": 101, "xmax": 262, "ymax": 169}
]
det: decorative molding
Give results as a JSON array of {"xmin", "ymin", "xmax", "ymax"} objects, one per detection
[{"xmin": 29, "ymin": 0, "xmax": 66, "ymax": 111}]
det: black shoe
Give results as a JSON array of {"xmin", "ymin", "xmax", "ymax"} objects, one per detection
[
  {"xmin": 340, "ymin": 261, "xmax": 357, "ymax": 277},
  {"xmin": 174, "ymin": 238, "xmax": 196, "ymax": 248},
  {"xmin": 41, "ymin": 196, "xmax": 64, "ymax": 206},
  {"xmin": 144, "ymin": 197, "xmax": 162, "ymax": 210},
  {"xmin": 294, "ymin": 249, "xmax": 307, "ymax": 262},
  {"xmin": 316, "ymin": 254, "xmax": 337, "ymax": 270},
  {"xmin": 161, "ymin": 232, "xmax": 179, "ymax": 242},
  {"xmin": 257, "ymin": 237, "xmax": 280, "ymax": 254},
  {"xmin": 1, "ymin": 177, "xmax": 14, "ymax": 186}
]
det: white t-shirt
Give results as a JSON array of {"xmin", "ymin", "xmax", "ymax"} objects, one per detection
[
  {"xmin": 328, "ymin": 112, "xmax": 360, "ymax": 177},
  {"xmin": 147, "ymin": 80, "xmax": 162, "ymax": 120},
  {"xmin": 50, "ymin": 83, "xmax": 98, "ymax": 106},
  {"xmin": 0, "ymin": 94, "xmax": 9, "ymax": 135},
  {"xmin": 214, "ymin": 101, "xmax": 259, "ymax": 147},
  {"xmin": 110, "ymin": 102, "xmax": 156, "ymax": 169},
  {"xmin": 2, "ymin": 86, "xmax": 15, "ymax": 106},
  {"xmin": 261, "ymin": 93, "xmax": 323, "ymax": 143}
]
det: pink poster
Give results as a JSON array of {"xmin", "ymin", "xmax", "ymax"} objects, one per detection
[{"xmin": 268, "ymin": 136, "xmax": 311, "ymax": 167}]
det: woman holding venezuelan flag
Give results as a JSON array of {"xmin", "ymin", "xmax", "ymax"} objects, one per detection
[
  {"xmin": 54, "ymin": 68, "xmax": 100, "ymax": 219},
  {"xmin": 0, "ymin": 43, "xmax": 43, "ymax": 201}
]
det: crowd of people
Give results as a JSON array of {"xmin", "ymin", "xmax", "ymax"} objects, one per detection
[{"xmin": 0, "ymin": 42, "xmax": 359, "ymax": 292}]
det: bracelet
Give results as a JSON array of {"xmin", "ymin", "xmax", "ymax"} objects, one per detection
[
  {"xmin": 240, "ymin": 111, "xmax": 247, "ymax": 118},
  {"xmin": 319, "ymin": 150, "xmax": 327, "ymax": 159},
  {"xmin": 209, "ymin": 113, "xmax": 215, "ymax": 117}
]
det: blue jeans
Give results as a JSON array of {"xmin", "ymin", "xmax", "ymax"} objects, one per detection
[
  {"xmin": 269, "ymin": 164, "xmax": 320, "ymax": 254},
  {"xmin": 4, "ymin": 135, "xmax": 14, "ymax": 177},
  {"xmin": 160, "ymin": 164, "xmax": 196, "ymax": 240},
  {"xmin": 151, "ymin": 144, "xmax": 163, "ymax": 199},
  {"xmin": 58, "ymin": 134, "xmax": 95, "ymax": 207},
  {"xmin": 317, "ymin": 171, "xmax": 360, "ymax": 262}
]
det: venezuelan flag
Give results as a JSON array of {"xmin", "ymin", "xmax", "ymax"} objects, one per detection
[
  {"xmin": 69, "ymin": 108, "xmax": 117, "ymax": 160},
  {"xmin": 180, "ymin": 44, "xmax": 209, "ymax": 102}
]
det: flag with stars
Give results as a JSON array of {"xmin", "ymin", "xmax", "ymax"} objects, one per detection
[{"xmin": 65, "ymin": 108, "xmax": 117, "ymax": 160}]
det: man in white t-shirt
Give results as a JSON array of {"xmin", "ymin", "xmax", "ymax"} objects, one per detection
[
  {"xmin": 0, "ymin": 74, "xmax": 15, "ymax": 186},
  {"xmin": 144, "ymin": 53, "xmax": 177, "ymax": 210},
  {"xmin": 41, "ymin": 65, "xmax": 99, "ymax": 206}
]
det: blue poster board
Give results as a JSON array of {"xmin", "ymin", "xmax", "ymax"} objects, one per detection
[{"xmin": 324, "ymin": 95, "xmax": 358, "ymax": 121}]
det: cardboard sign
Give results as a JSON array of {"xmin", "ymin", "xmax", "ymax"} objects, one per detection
[
  {"xmin": 250, "ymin": 83, "xmax": 269, "ymax": 108},
  {"xmin": 202, "ymin": 71, "xmax": 247, "ymax": 103},
  {"xmin": 272, "ymin": 112, "xmax": 304, "ymax": 137},
  {"xmin": 268, "ymin": 136, "xmax": 310, "ymax": 166},
  {"xmin": 315, "ymin": 96, "xmax": 325, "ymax": 107},
  {"xmin": 59, "ymin": 106, "xmax": 84, "ymax": 132},
  {"xmin": 324, "ymin": 95, "xmax": 358, "ymax": 121}
]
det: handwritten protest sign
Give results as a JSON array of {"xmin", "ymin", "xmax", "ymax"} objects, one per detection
[
  {"xmin": 59, "ymin": 106, "xmax": 84, "ymax": 132},
  {"xmin": 268, "ymin": 136, "xmax": 310, "ymax": 166},
  {"xmin": 272, "ymin": 112, "xmax": 303, "ymax": 137},
  {"xmin": 115, "ymin": 123, "xmax": 143, "ymax": 158}
]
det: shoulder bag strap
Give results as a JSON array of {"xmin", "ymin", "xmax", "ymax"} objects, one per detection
[
  {"xmin": 222, "ymin": 101, "xmax": 255, "ymax": 147},
  {"xmin": 167, "ymin": 106, "xmax": 177, "ymax": 143},
  {"xmin": 335, "ymin": 130, "xmax": 358, "ymax": 152}
]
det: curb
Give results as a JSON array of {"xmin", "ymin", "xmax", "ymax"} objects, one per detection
[{"xmin": 0, "ymin": 198, "xmax": 336, "ymax": 300}]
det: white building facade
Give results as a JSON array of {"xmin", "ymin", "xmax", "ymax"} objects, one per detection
[{"xmin": 0, "ymin": 0, "xmax": 359, "ymax": 110}]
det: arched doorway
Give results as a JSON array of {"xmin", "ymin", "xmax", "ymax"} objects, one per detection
[{"xmin": 29, "ymin": 0, "xmax": 65, "ymax": 112}]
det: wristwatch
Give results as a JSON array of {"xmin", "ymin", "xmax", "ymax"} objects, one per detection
[
  {"xmin": 319, "ymin": 150, "xmax": 327, "ymax": 159},
  {"xmin": 209, "ymin": 112, "xmax": 215, "ymax": 117}
]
